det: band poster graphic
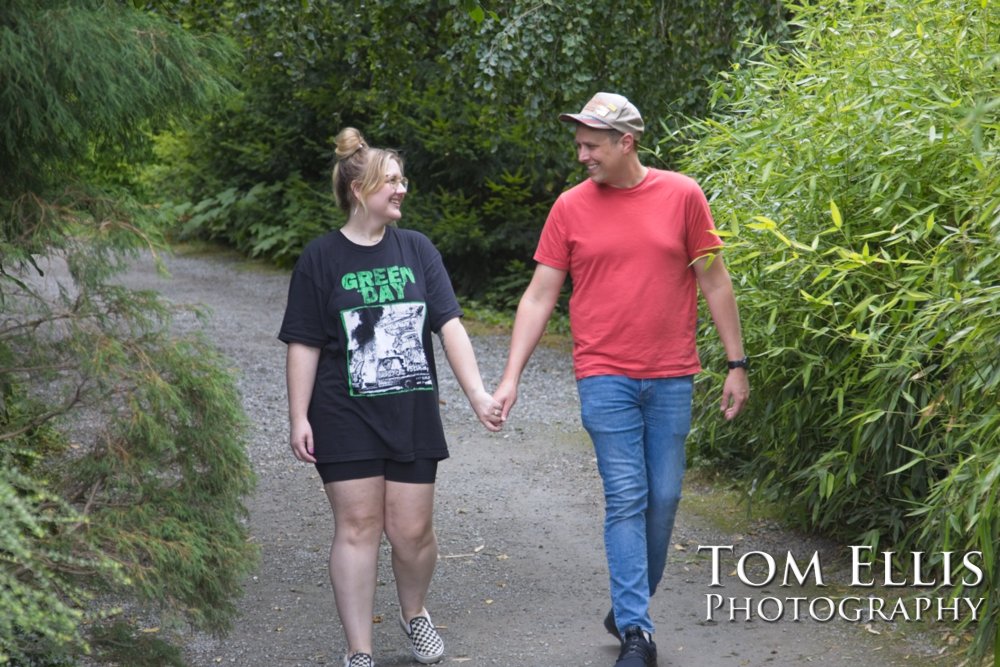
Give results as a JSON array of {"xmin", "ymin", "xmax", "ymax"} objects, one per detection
[{"xmin": 342, "ymin": 302, "xmax": 432, "ymax": 396}]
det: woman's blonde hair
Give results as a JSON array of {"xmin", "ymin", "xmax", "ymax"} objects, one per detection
[{"xmin": 332, "ymin": 127, "xmax": 403, "ymax": 215}]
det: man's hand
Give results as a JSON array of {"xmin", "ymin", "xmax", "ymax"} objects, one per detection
[
  {"xmin": 720, "ymin": 370, "xmax": 749, "ymax": 421},
  {"xmin": 493, "ymin": 378, "xmax": 519, "ymax": 422}
]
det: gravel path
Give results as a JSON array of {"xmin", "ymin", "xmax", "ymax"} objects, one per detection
[{"xmin": 117, "ymin": 248, "xmax": 948, "ymax": 667}]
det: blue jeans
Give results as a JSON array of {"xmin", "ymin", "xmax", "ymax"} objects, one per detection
[{"xmin": 578, "ymin": 375, "xmax": 693, "ymax": 636}]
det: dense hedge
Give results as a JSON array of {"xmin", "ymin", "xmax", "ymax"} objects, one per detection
[
  {"xmin": 2, "ymin": 2, "xmax": 257, "ymax": 663},
  {"xmin": 666, "ymin": 1, "xmax": 998, "ymax": 660},
  {"xmin": 148, "ymin": 0, "xmax": 787, "ymax": 302}
]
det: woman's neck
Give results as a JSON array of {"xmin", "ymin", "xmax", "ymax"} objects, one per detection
[{"xmin": 341, "ymin": 217, "xmax": 387, "ymax": 246}]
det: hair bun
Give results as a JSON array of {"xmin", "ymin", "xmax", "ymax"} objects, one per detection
[{"xmin": 334, "ymin": 127, "xmax": 367, "ymax": 160}]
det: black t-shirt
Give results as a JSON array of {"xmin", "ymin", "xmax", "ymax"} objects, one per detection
[{"xmin": 278, "ymin": 226, "xmax": 462, "ymax": 463}]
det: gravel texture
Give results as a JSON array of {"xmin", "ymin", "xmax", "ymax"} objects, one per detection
[{"xmin": 114, "ymin": 248, "xmax": 949, "ymax": 667}]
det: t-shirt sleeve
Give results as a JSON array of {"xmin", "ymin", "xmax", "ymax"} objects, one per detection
[
  {"xmin": 418, "ymin": 235, "xmax": 462, "ymax": 333},
  {"xmin": 533, "ymin": 196, "xmax": 570, "ymax": 270},
  {"xmin": 684, "ymin": 181, "xmax": 724, "ymax": 261},
  {"xmin": 278, "ymin": 260, "xmax": 329, "ymax": 348}
]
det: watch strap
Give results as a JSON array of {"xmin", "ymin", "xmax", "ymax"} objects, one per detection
[{"xmin": 727, "ymin": 356, "xmax": 750, "ymax": 370}]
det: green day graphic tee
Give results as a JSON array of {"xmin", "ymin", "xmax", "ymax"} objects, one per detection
[
  {"xmin": 279, "ymin": 227, "xmax": 462, "ymax": 464},
  {"xmin": 341, "ymin": 301, "xmax": 432, "ymax": 396}
]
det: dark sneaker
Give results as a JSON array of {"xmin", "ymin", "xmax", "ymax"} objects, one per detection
[
  {"xmin": 399, "ymin": 609, "xmax": 444, "ymax": 664},
  {"xmin": 614, "ymin": 627, "xmax": 657, "ymax": 667},
  {"xmin": 343, "ymin": 652, "xmax": 374, "ymax": 667},
  {"xmin": 604, "ymin": 609, "xmax": 622, "ymax": 641}
]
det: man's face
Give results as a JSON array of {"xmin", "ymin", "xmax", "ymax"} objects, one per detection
[{"xmin": 574, "ymin": 125, "xmax": 625, "ymax": 186}]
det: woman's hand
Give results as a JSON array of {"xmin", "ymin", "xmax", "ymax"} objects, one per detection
[
  {"xmin": 289, "ymin": 417, "xmax": 316, "ymax": 463},
  {"xmin": 469, "ymin": 387, "xmax": 504, "ymax": 432}
]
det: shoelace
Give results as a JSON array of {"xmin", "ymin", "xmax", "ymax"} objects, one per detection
[{"xmin": 621, "ymin": 633, "xmax": 651, "ymax": 656}]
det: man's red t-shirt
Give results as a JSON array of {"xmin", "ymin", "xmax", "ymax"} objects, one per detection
[{"xmin": 534, "ymin": 168, "xmax": 722, "ymax": 380}]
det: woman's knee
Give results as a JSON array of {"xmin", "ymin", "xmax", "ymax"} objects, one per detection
[
  {"xmin": 335, "ymin": 511, "xmax": 384, "ymax": 546},
  {"xmin": 386, "ymin": 515, "xmax": 435, "ymax": 549}
]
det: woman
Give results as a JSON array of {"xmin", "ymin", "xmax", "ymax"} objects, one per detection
[{"xmin": 279, "ymin": 128, "xmax": 503, "ymax": 667}]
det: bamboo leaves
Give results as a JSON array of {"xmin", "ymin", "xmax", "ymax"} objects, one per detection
[{"xmin": 671, "ymin": 0, "xmax": 999, "ymax": 660}]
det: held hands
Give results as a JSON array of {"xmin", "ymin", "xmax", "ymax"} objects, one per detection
[
  {"xmin": 469, "ymin": 377, "xmax": 518, "ymax": 432},
  {"xmin": 469, "ymin": 388, "xmax": 504, "ymax": 432}
]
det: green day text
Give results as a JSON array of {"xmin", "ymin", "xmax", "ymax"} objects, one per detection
[{"xmin": 341, "ymin": 265, "xmax": 416, "ymax": 305}]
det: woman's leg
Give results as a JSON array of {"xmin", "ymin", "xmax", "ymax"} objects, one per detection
[
  {"xmin": 325, "ymin": 476, "xmax": 386, "ymax": 657},
  {"xmin": 383, "ymin": 479, "xmax": 438, "ymax": 619}
]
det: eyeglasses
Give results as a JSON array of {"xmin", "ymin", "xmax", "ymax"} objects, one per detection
[{"xmin": 385, "ymin": 175, "xmax": 409, "ymax": 189}]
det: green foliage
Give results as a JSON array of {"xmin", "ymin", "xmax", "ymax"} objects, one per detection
[
  {"xmin": 2, "ymin": 236, "xmax": 258, "ymax": 663},
  {"xmin": 54, "ymin": 300, "xmax": 257, "ymax": 630},
  {"xmin": 0, "ymin": 448, "xmax": 119, "ymax": 665},
  {"xmin": 466, "ymin": 0, "xmax": 787, "ymax": 127},
  {"xmin": 0, "ymin": 0, "xmax": 237, "ymax": 207},
  {"xmin": 2, "ymin": 1, "xmax": 256, "ymax": 664},
  {"xmin": 161, "ymin": 172, "xmax": 330, "ymax": 266},
  {"xmin": 2, "ymin": 250, "xmax": 258, "ymax": 663},
  {"xmin": 667, "ymin": 0, "xmax": 998, "ymax": 659},
  {"xmin": 89, "ymin": 620, "xmax": 185, "ymax": 666},
  {"xmin": 147, "ymin": 0, "xmax": 787, "ymax": 303}
]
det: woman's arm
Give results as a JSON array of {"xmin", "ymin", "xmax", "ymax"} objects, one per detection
[
  {"xmin": 439, "ymin": 318, "xmax": 503, "ymax": 432},
  {"xmin": 286, "ymin": 342, "xmax": 321, "ymax": 462}
]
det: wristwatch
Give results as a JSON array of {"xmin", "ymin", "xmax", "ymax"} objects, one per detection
[{"xmin": 727, "ymin": 356, "xmax": 750, "ymax": 371}]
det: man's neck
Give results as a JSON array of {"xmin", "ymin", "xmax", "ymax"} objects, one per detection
[{"xmin": 606, "ymin": 161, "xmax": 648, "ymax": 189}]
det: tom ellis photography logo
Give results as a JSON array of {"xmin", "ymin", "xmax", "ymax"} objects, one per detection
[{"xmin": 699, "ymin": 545, "xmax": 985, "ymax": 623}]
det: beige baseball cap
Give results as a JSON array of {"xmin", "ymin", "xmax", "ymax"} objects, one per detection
[{"xmin": 559, "ymin": 92, "xmax": 644, "ymax": 135}]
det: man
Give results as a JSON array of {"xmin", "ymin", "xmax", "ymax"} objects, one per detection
[{"xmin": 493, "ymin": 92, "xmax": 749, "ymax": 667}]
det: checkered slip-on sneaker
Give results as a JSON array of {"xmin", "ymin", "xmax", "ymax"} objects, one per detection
[
  {"xmin": 343, "ymin": 652, "xmax": 374, "ymax": 667},
  {"xmin": 399, "ymin": 609, "xmax": 445, "ymax": 664}
]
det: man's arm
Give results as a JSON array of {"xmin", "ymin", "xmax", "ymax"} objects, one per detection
[
  {"xmin": 693, "ymin": 254, "xmax": 750, "ymax": 421},
  {"xmin": 494, "ymin": 263, "xmax": 568, "ymax": 419}
]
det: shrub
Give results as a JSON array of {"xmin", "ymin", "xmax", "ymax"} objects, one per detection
[
  {"xmin": 146, "ymin": 1, "xmax": 788, "ymax": 304},
  {"xmin": 663, "ymin": 0, "xmax": 999, "ymax": 659},
  {"xmin": 1, "ymin": 2, "xmax": 256, "ymax": 662},
  {"xmin": 2, "ymin": 236, "xmax": 259, "ymax": 663}
]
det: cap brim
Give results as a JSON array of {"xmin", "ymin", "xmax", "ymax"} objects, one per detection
[{"xmin": 558, "ymin": 112, "xmax": 613, "ymax": 129}]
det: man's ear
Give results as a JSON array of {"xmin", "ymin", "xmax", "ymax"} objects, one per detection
[{"xmin": 620, "ymin": 133, "xmax": 636, "ymax": 153}]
